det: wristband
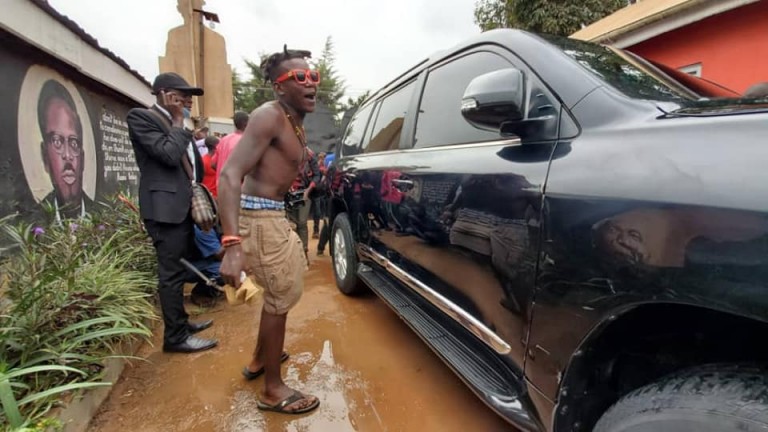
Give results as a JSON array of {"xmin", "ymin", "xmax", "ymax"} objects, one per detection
[{"xmin": 221, "ymin": 235, "xmax": 242, "ymax": 247}]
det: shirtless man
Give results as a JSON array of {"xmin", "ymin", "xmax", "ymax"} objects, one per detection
[{"xmin": 218, "ymin": 46, "xmax": 320, "ymax": 415}]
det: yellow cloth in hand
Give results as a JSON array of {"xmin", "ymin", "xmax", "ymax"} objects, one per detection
[{"xmin": 223, "ymin": 277, "xmax": 263, "ymax": 306}]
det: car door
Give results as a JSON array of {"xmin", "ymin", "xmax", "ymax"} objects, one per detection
[
  {"xmin": 336, "ymin": 77, "xmax": 423, "ymax": 255},
  {"xmin": 370, "ymin": 47, "xmax": 562, "ymax": 369}
]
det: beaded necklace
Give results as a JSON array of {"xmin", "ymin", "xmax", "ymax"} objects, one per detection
[{"xmin": 279, "ymin": 101, "xmax": 307, "ymax": 163}]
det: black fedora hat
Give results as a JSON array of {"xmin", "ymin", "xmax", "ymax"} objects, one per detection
[{"xmin": 152, "ymin": 72, "xmax": 204, "ymax": 96}]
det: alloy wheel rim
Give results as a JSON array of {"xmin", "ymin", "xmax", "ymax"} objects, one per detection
[{"xmin": 333, "ymin": 230, "xmax": 347, "ymax": 279}]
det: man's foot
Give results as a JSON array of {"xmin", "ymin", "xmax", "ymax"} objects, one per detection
[
  {"xmin": 188, "ymin": 319, "xmax": 213, "ymax": 334},
  {"xmin": 242, "ymin": 351, "xmax": 290, "ymax": 380},
  {"xmin": 316, "ymin": 250, "xmax": 324, "ymax": 256},
  {"xmin": 257, "ymin": 390, "xmax": 320, "ymax": 415},
  {"xmin": 163, "ymin": 335, "xmax": 218, "ymax": 353}
]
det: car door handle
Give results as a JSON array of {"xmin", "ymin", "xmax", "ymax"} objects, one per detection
[{"xmin": 391, "ymin": 179, "xmax": 414, "ymax": 192}]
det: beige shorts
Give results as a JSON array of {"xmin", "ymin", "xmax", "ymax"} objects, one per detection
[{"xmin": 239, "ymin": 209, "xmax": 308, "ymax": 315}]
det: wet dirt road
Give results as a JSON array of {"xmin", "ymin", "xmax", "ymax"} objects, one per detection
[{"xmin": 87, "ymin": 240, "xmax": 515, "ymax": 432}]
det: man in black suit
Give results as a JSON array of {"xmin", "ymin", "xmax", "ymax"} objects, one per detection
[{"xmin": 127, "ymin": 72, "xmax": 217, "ymax": 353}]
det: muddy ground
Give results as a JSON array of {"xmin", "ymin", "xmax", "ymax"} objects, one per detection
[{"xmin": 87, "ymin": 240, "xmax": 515, "ymax": 432}]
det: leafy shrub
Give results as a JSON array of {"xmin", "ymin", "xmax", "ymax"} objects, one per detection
[{"xmin": 0, "ymin": 194, "xmax": 158, "ymax": 430}]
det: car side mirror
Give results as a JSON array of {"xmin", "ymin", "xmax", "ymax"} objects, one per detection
[{"xmin": 461, "ymin": 68, "xmax": 526, "ymax": 131}]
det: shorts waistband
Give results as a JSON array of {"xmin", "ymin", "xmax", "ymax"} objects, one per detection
[{"xmin": 240, "ymin": 194, "xmax": 285, "ymax": 211}]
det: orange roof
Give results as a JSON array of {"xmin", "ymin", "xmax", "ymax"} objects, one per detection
[{"xmin": 571, "ymin": 0, "xmax": 703, "ymax": 42}]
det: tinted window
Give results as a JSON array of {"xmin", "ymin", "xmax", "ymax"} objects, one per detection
[
  {"xmin": 363, "ymin": 81, "xmax": 416, "ymax": 153},
  {"xmin": 340, "ymin": 104, "xmax": 373, "ymax": 156},
  {"xmin": 543, "ymin": 35, "xmax": 744, "ymax": 104},
  {"xmin": 414, "ymin": 52, "xmax": 512, "ymax": 149}
]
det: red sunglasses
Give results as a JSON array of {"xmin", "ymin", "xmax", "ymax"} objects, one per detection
[{"xmin": 275, "ymin": 69, "xmax": 321, "ymax": 85}]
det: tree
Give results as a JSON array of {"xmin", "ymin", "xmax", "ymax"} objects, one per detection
[
  {"xmin": 339, "ymin": 90, "xmax": 372, "ymax": 114},
  {"xmin": 232, "ymin": 57, "xmax": 273, "ymax": 114},
  {"xmin": 311, "ymin": 36, "xmax": 346, "ymax": 117},
  {"xmin": 474, "ymin": 0, "xmax": 517, "ymax": 31},
  {"xmin": 473, "ymin": 0, "xmax": 625, "ymax": 37}
]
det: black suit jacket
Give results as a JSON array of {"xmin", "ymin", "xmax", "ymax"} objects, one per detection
[{"xmin": 126, "ymin": 107, "xmax": 203, "ymax": 224}]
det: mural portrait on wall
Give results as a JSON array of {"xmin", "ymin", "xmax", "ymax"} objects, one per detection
[{"xmin": 17, "ymin": 65, "xmax": 97, "ymax": 223}]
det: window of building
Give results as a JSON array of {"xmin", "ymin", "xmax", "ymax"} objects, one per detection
[
  {"xmin": 340, "ymin": 103, "xmax": 374, "ymax": 156},
  {"xmin": 413, "ymin": 51, "xmax": 513, "ymax": 149},
  {"xmin": 363, "ymin": 81, "xmax": 416, "ymax": 153},
  {"xmin": 679, "ymin": 63, "xmax": 702, "ymax": 78}
]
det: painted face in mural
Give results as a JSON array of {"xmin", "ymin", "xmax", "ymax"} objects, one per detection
[{"xmin": 42, "ymin": 98, "xmax": 83, "ymax": 204}]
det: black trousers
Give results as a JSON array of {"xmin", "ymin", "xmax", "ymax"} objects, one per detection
[
  {"xmin": 310, "ymin": 198, "xmax": 322, "ymax": 234},
  {"xmin": 316, "ymin": 197, "xmax": 330, "ymax": 253},
  {"xmin": 144, "ymin": 217, "xmax": 193, "ymax": 345},
  {"xmin": 318, "ymin": 218, "xmax": 330, "ymax": 253}
]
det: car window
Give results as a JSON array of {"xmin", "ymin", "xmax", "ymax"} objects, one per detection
[
  {"xmin": 340, "ymin": 103, "xmax": 374, "ymax": 157},
  {"xmin": 363, "ymin": 81, "xmax": 416, "ymax": 153},
  {"xmin": 414, "ymin": 51, "xmax": 513, "ymax": 149}
]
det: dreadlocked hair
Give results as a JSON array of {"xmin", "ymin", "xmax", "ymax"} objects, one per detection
[{"xmin": 261, "ymin": 44, "xmax": 312, "ymax": 84}]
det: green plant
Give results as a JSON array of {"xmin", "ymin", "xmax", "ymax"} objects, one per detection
[{"xmin": 0, "ymin": 193, "xmax": 158, "ymax": 429}]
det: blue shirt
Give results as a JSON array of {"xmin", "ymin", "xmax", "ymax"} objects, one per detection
[
  {"xmin": 192, "ymin": 226, "xmax": 221, "ymax": 276},
  {"xmin": 325, "ymin": 153, "xmax": 335, "ymax": 167}
]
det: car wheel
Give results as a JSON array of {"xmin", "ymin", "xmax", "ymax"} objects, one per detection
[
  {"xmin": 331, "ymin": 213, "xmax": 365, "ymax": 295},
  {"xmin": 594, "ymin": 364, "xmax": 768, "ymax": 432}
]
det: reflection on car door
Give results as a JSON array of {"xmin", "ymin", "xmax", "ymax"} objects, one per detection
[
  {"xmin": 370, "ymin": 48, "xmax": 561, "ymax": 369},
  {"xmin": 339, "ymin": 79, "xmax": 420, "ymax": 258}
]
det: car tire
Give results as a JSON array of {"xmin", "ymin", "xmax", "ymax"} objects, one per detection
[
  {"xmin": 594, "ymin": 364, "xmax": 768, "ymax": 432},
  {"xmin": 330, "ymin": 213, "xmax": 365, "ymax": 295}
]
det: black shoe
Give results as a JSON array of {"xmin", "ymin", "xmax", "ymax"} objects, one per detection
[
  {"xmin": 188, "ymin": 319, "xmax": 213, "ymax": 334},
  {"xmin": 163, "ymin": 335, "xmax": 218, "ymax": 353}
]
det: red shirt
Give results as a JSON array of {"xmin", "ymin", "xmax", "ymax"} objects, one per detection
[
  {"xmin": 202, "ymin": 153, "xmax": 217, "ymax": 197},
  {"xmin": 213, "ymin": 130, "xmax": 244, "ymax": 182}
]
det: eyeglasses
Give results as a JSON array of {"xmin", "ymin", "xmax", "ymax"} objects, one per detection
[
  {"xmin": 46, "ymin": 133, "xmax": 81, "ymax": 156},
  {"xmin": 274, "ymin": 69, "xmax": 321, "ymax": 85}
]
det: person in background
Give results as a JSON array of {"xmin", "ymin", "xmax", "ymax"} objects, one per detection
[
  {"xmin": 214, "ymin": 111, "xmax": 249, "ymax": 182},
  {"xmin": 324, "ymin": 152, "xmax": 335, "ymax": 168},
  {"xmin": 195, "ymin": 126, "xmax": 209, "ymax": 156},
  {"xmin": 288, "ymin": 147, "xmax": 320, "ymax": 260},
  {"xmin": 202, "ymin": 136, "xmax": 219, "ymax": 198},
  {"xmin": 187, "ymin": 225, "xmax": 224, "ymax": 307},
  {"xmin": 310, "ymin": 151, "xmax": 327, "ymax": 239}
]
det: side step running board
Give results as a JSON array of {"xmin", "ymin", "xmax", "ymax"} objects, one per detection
[
  {"xmin": 357, "ymin": 264, "xmax": 520, "ymax": 403},
  {"xmin": 358, "ymin": 244, "xmax": 511, "ymax": 355},
  {"xmin": 357, "ymin": 263, "xmax": 537, "ymax": 431}
]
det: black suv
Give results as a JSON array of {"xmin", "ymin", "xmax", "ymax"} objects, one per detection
[{"xmin": 328, "ymin": 29, "xmax": 768, "ymax": 432}]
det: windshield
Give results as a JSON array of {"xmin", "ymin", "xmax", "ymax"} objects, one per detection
[{"xmin": 542, "ymin": 34, "xmax": 767, "ymax": 113}]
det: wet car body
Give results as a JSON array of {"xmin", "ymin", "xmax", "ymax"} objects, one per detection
[{"xmin": 327, "ymin": 29, "xmax": 768, "ymax": 431}]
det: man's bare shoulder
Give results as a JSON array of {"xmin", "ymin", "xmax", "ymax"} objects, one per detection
[
  {"xmin": 250, "ymin": 101, "xmax": 283, "ymax": 123},
  {"xmin": 242, "ymin": 101, "xmax": 284, "ymax": 142}
]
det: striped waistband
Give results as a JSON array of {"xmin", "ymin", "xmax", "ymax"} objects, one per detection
[{"xmin": 240, "ymin": 194, "xmax": 285, "ymax": 211}]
